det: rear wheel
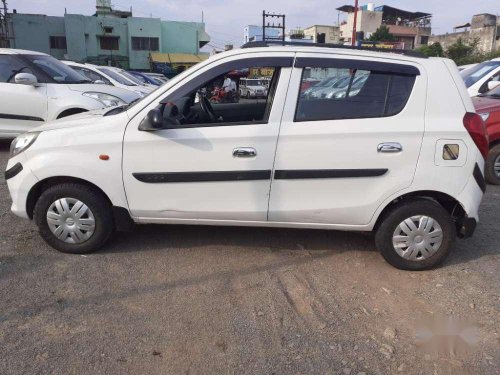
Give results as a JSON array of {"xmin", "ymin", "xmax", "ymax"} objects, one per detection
[
  {"xmin": 485, "ymin": 144, "xmax": 500, "ymax": 185},
  {"xmin": 375, "ymin": 199, "xmax": 456, "ymax": 270},
  {"xmin": 34, "ymin": 183, "xmax": 114, "ymax": 254}
]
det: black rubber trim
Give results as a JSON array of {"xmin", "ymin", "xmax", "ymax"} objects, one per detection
[
  {"xmin": 473, "ymin": 163, "xmax": 486, "ymax": 193},
  {"xmin": 112, "ymin": 206, "xmax": 134, "ymax": 232},
  {"xmin": 458, "ymin": 217, "xmax": 477, "ymax": 239},
  {"xmin": 133, "ymin": 170, "xmax": 272, "ymax": 183},
  {"xmin": 0, "ymin": 113, "xmax": 44, "ymax": 122},
  {"xmin": 274, "ymin": 169, "xmax": 388, "ymax": 179},
  {"xmin": 294, "ymin": 57, "xmax": 420, "ymax": 76},
  {"xmin": 4, "ymin": 162, "xmax": 23, "ymax": 180}
]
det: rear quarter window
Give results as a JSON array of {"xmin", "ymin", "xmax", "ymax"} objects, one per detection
[{"xmin": 295, "ymin": 64, "xmax": 417, "ymax": 122}]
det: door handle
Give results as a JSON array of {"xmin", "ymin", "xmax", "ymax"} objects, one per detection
[
  {"xmin": 377, "ymin": 142, "xmax": 403, "ymax": 153},
  {"xmin": 233, "ymin": 147, "xmax": 257, "ymax": 158}
]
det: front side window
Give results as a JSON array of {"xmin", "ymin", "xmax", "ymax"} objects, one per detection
[
  {"xmin": 296, "ymin": 63, "xmax": 416, "ymax": 122},
  {"xmin": 0, "ymin": 55, "xmax": 35, "ymax": 83},
  {"xmin": 154, "ymin": 61, "xmax": 285, "ymax": 127}
]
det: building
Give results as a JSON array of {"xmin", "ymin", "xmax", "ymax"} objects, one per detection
[
  {"xmin": 4, "ymin": 0, "xmax": 210, "ymax": 70},
  {"xmin": 303, "ymin": 25, "xmax": 341, "ymax": 44},
  {"xmin": 337, "ymin": 3, "xmax": 431, "ymax": 49},
  {"xmin": 243, "ymin": 25, "xmax": 280, "ymax": 44},
  {"xmin": 430, "ymin": 14, "xmax": 500, "ymax": 53}
]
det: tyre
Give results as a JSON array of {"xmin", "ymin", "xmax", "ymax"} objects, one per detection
[
  {"xmin": 34, "ymin": 183, "xmax": 114, "ymax": 254},
  {"xmin": 375, "ymin": 199, "xmax": 456, "ymax": 270},
  {"xmin": 485, "ymin": 144, "xmax": 500, "ymax": 185}
]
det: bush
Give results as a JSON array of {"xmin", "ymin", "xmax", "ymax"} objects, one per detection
[{"xmin": 421, "ymin": 38, "xmax": 500, "ymax": 66}]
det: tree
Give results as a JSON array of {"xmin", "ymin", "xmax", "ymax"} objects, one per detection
[
  {"xmin": 445, "ymin": 38, "xmax": 479, "ymax": 65},
  {"xmin": 417, "ymin": 42, "xmax": 444, "ymax": 57},
  {"xmin": 368, "ymin": 26, "xmax": 395, "ymax": 42}
]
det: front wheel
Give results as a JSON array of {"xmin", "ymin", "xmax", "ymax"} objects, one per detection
[
  {"xmin": 34, "ymin": 183, "xmax": 114, "ymax": 254},
  {"xmin": 485, "ymin": 144, "xmax": 500, "ymax": 185},
  {"xmin": 375, "ymin": 199, "xmax": 456, "ymax": 270}
]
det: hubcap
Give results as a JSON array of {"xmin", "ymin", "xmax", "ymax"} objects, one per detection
[
  {"xmin": 494, "ymin": 155, "xmax": 500, "ymax": 178},
  {"xmin": 392, "ymin": 215, "xmax": 443, "ymax": 261},
  {"xmin": 46, "ymin": 198, "xmax": 95, "ymax": 244}
]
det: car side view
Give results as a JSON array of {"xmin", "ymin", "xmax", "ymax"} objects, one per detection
[{"xmin": 5, "ymin": 42, "xmax": 487, "ymax": 270}]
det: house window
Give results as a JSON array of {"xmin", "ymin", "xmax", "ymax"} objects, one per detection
[
  {"xmin": 131, "ymin": 37, "xmax": 160, "ymax": 51},
  {"xmin": 100, "ymin": 36, "xmax": 119, "ymax": 50},
  {"xmin": 420, "ymin": 36, "xmax": 429, "ymax": 45},
  {"xmin": 50, "ymin": 36, "xmax": 67, "ymax": 50},
  {"xmin": 103, "ymin": 26, "xmax": 114, "ymax": 33}
]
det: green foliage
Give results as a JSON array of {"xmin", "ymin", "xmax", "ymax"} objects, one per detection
[
  {"xmin": 368, "ymin": 26, "xmax": 395, "ymax": 42},
  {"xmin": 417, "ymin": 42, "xmax": 444, "ymax": 57}
]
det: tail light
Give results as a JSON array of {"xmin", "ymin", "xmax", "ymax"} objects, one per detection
[{"xmin": 463, "ymin": 112, "xmax": 489, "ymax": 159}]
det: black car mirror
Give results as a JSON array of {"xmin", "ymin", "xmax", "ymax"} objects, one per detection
[{"xmin": 138, "ymin": 107, "xmax": 164, "ymax": 131}]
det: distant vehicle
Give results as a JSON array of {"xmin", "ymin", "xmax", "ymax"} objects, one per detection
[
  {"xmin": 461, "ymin": 58, "xmax": 500, "ymax": 96},
  {"xmin": 63, "ymin": 61, "xmax": 153, "ymax": 97},
  {"xmin": 458, "ymin": 63, "xmax": 477, "ymax": 72},
  {"xmin": 325, "ymin": 74, "xmax": 369, "ymax": 99},
  {"xmin": 5, "ymin": 44, "xmax": 486, "ymax": 271},
  {"xmin": 0, "ymin": 48, "xmax": 139, "ymax": 138},
  {"xmin": 473, "ymin": 83, "xmax": 500, "ymax": 185},
  {"xmin": 145, "ymin": 72, "xmax": 169, "ymax": 84},
  {"xmin": 305, "ymin": 76, "xmax": 351, "ymax": 98},
  {"xmin": 127, "ymin": 71, "xmax": 163, "ymax": 86},
  {"xmin": 239, "ymin": 78, "xmax": 267, "ymax": 98},
  {"xmin": 110, "ymin": 67, "xmax": 156, "ymax": 90}
]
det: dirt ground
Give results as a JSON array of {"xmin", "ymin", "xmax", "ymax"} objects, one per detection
[{"xmin": 0, "ymin": 140, "xmax": 499, "ymax": 375}]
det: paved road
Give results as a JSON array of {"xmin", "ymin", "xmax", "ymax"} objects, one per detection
[{"xmin": 0, "ymin": 140, "xmax": 498, "ymax": 375}]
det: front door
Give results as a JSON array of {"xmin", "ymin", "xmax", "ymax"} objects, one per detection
[
  {"xmin": 0, "ymin": 54, "xmax": 47, "ymax": 137},
  {"xmin": 268, "ymin": 54, "xmax": 426, "ymax": 226},
  {"xmin": 123, "ymin": 55, "xmax": 293, "ymax": 221}
]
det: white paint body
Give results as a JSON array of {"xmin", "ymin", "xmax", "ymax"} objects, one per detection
[{"xmin": 6, "ymin": 47, "xmax": 485, "ymax": 233}]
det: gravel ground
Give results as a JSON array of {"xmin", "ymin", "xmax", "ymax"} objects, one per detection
[{"xmin": 0, "ymin": 139, "xmax": 499, "ymax": 375}]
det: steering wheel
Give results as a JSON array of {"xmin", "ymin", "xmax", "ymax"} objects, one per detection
[{"xmin": 198, "ymin": 91, "xmax": 217, "ymax": 122}]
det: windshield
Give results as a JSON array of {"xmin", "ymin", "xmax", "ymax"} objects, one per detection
[
  {"xmin": 23, "ymin": 55, "xmax": 90, "ymax": 83},
  {"xmin": 247, "ymin": 79, "xmax": 263, "ymax": 86},
  {"xmin": 461, "ymin": 61, "xmax": 500, "ymax": 88},
  {"xmin": 98, "ymin": 67, "xmax": 135, "ymax": 86},
  {"xmin": 119, "ymin": 70, "xmax": 145, "ymax": 85}
]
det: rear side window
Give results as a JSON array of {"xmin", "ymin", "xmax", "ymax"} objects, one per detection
[{"xmin": 295, "ymin": 60, "xmax": 417, "ymax": 122}]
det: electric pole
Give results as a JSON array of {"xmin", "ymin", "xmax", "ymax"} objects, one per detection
[{"xmin": 351, "ymin": 0, "xmax": 358, "ymax": 46}]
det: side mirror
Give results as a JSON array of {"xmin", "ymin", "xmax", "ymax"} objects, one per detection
[
  {"xmin": 15, "ymin": 72, "xmax": 38, "ymax": 86},
  {"xmin": 94, "ymin": 79, "xmax": 106, "ymax": 85},
  {"xmin": 487, "ymin": 81, "xmax": 500, "ymax": 91},
  {"xmin": 139, "ymin": 108, "xmax": 164, "ymax": 131}
]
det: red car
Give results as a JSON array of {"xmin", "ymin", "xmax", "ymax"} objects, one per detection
[{"xmin": 473, "ymin": 84, "xmax": 500, "ymax": 185}]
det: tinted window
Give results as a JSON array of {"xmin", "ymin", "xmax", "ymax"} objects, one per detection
[
  {"xmin": 0, "ymin": 55, "xmax": 35, "ymax": 83},
  {"xmin": 296, "ymin": 66, "xmax": 416, "ymax": 122},
  {"xmin": 72, "ymin": 66, "xmax": 110, "ymax": 84}
]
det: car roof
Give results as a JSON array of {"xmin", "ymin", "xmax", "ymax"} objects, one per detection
[{"xmin": 0, "ymin": 48, "xmax": 48, "ymax": 56}]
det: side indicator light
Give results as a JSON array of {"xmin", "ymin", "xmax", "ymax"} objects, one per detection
[{"xmin": 99, "ymin": 154, "xmax": 110, "ymax": 161}]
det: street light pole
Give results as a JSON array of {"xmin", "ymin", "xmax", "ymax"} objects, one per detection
[{"xmin": 351, "ymin": 0, "xmax": 359, "ymax": 46}]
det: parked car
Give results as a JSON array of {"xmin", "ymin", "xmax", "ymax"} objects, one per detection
[
  {"xmin": 0, "ymin": 48, "xmax": 140, "ymax": 138},
  {"xmin": 109, "ymin": 67, "xmax": 157, "ymax": 90},
  {"xmin": 5, "ymin": 44, "xmax": 487, "ymax": 270},
  {"xmin": 145, "ymin": 72, "xmax": 169, "ymax": 84},
  {"xmin": 472, "ymin": 84, "xmax": 500, "ymax": 185},
  {"xmin": 63, "ymin": 61, "xmax": 153, "ymax": 97},
  {"xmin": 461, "ymin": 58, "xmax": 500, "ymax": 96},
  {"xmin": 127, "ymin": 71, "xmax": 163, "ymax": 86},
  {"xmin": 239, "ymin": 78, "xmax": 267, "ymax": 98},
  {"xmin": 458, "ymin": 63, "xmax": 477, "ymax": 72}
]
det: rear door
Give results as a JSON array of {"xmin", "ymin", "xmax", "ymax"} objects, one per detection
[
  {"xmin": 0, "ymin": 54, "xmax": 47, "ymax": 137},
  {"xmin": 268, "ymin": 54, "xmax": 426, "ymax": 226}
]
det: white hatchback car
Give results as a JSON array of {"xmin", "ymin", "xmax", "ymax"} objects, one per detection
[
  {"xmin": 63, "ymin": 61, "xmax": 154, "ymax": 97},
  {"xmin": 0, "ymin": 49, "xmax": 141, "ymax": 138},
  {"xmin": 5, "ymin": 43, "xmax": 488, "ymax": 270},
  {"xmin": 461, "ymin": 58, "xmax": 500, "ymax": 96}
]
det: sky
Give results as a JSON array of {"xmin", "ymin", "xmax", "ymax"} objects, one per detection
[{"xmin": 7, "ymin": 0, "xmax": 500, "ymax": 50}]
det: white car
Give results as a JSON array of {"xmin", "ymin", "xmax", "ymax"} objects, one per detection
[
  {"xmin": 461, "ymin": 58, "xmax": 500, "ymax": 96},
  {"xmin": 0, "ymin": 49, "xmax": 140, "ymax": 138},
  {"xmin": 63, "ymin": 61, "xmax": 153, "ymax": 97},
  {"xmin": 239, "ymin": 78, "xmax": 268, "ymax": 98},
  {"xmin": 458, "ymin": 63, "xmax": 477, "ymax": 72},
  {"xmin": 5, "ymin": 44, "xmax": 487, "ymax": 270}
]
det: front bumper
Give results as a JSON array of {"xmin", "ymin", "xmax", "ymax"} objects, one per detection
[{"xmin": 5, "ymin": 156, "xmax": 39, "ymax": 219}]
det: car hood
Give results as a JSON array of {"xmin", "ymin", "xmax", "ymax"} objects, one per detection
[
  {"xmin": 30, "ymin": 107, "xmax": 125, "ymax": 133},
  {"xmin": 66, "ymin": 83, "xmax": 140, "ymax": 103},
  {"xmin": 472, "ymin": 95, "xmax": 500, "ymax": 112}
]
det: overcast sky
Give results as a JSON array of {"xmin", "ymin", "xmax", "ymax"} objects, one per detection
[{"xmin": 8, "ymin": 0, "xmax": 500, "ymax": 49}]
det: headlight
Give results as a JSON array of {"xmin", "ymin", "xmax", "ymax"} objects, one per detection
[
  {"xmin": 83, "ymin": 92, "xmax": 126, "ymax": 107},
  {"xmin": 478, "ymin": 112, "xmax": 490, "ymax": 122},
  {"xmin": 10, "ymin": 132, "xmax": 39, "ymax": 157}
]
